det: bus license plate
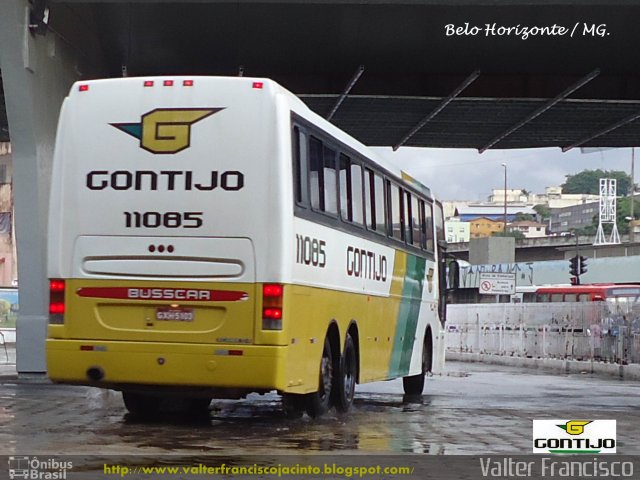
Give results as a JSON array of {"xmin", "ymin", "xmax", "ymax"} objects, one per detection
[{"xmin": 155, "ymin": 307, "xmax": 194, "ymax": 322}]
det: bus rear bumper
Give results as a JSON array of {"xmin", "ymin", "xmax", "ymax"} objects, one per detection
[{"xmin": 46, "ymin": 339, "xmax": 289, "ymax": 394}]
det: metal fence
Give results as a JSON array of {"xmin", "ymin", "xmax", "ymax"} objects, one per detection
[{"xmin": 446, "ymin": 303, "xmax": 640, "ymax": 364}]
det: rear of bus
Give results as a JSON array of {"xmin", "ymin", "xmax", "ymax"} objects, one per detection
[{"xmin": 46, "ymin": 77, "xmax": 294, "ymax": 399}]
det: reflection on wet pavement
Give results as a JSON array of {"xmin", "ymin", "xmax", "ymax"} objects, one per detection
[{"xmin": 1, "ymin": 361, "xmax": 639, "ymax": 456}]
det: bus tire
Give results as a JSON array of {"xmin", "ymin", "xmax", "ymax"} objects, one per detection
[
  {"xmin": 281, "ymin": 393, "xmax": 305, "ymax": 419},
  {"xmin": 305, "ymin": 337, "xmax": 333, "ymax": 418},
  {"xmin": 189, "ymin": 397, "xmax": 211, "ymax": 414},
  {"xmin": 402, "ymin": 331, "xmax": 432, "ymax": 396},
  {"xmin": 332, "ymin": 333, "xmax": 357, "ymax": 412},
  {"xmin": 122, "ymin": 391, "xmax": 161, "ymax": 416}
]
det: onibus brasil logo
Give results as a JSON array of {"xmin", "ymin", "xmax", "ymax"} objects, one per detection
[
  {"xmin": 533, "ymin": 419, "xmax": 616, "ymax": 454},
  {"xmin": 111, "ymin": 108, "xmax": 223, "ymax": 154},
  {"xmin": 8, "ymin": 456, "xmax": 72, "ymax": 479}
]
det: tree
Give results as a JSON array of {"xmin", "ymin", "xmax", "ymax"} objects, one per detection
[
  {"xmin": 533, "ymin": 204, "xmax": 550, "ymax": 221},
  {"xmin": 514, "ymin": 212, "xmax": 534, "ymax": 222},
  {"xmin": 562, "ymin": 169, "xmax": 633, "ymax": 196},
  {"xmin": 493, "ymin": 230, "xmax": 525, "ymax": 239}
]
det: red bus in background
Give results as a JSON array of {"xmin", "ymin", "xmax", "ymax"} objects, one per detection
[
  {"xmin": 534, "ymin": 284, "xmax": 640, "ymax": 334},
  {"xmin": 534, "ymin": 284, "xmax": 640, "ymax": 303}
]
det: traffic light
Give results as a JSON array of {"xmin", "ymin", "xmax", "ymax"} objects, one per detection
[
  {"xmin": 569, "ymin": 256, "xmax": 579, "ymax": 277},
  {"xmin": 579, "ymin": 255, "xmax": 588, "ymax": 275}
]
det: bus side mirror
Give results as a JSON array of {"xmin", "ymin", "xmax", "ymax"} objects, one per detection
[{"xmin": 448, "ymin": 260, "xmax": 460, "ymax": 290}]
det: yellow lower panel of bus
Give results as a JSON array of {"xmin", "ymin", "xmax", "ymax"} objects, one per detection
[{"xmin": 46, "ymin": 339, "xmax": 288, "ymax": 391}]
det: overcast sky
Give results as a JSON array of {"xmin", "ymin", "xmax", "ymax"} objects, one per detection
[{"xmin": 375, "ymin": 146, "xmax": 635, "ymax": 202}]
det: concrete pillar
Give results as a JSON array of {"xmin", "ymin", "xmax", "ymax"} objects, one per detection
[{"xmin": 0, "ymin": 0, "xmax": 80, "ymax": 372}]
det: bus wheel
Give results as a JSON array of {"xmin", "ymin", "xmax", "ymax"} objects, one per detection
[
  {"xmin": 281, "ymin": 393, "xmax": 305, "ymax": 419},
  {"xmin": 332, "ymin": 333, "xmax": 356, "ymax": 412},
  {"xmin": 402, "ymin": 332, "xmax": 432, "ymax": 396},
  {"xmin": 122, "ymin": 392, "xmax": 161, "ymax": 416},
  {"xmin": 189, "ymin": 397, "xmax": 211, "ymax": 414},
  {"xmin": 305, "ymin": 337, "xmax": 333, "ymax": 418}
]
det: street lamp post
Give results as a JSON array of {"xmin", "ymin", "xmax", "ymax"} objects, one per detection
[{"xmin": 501, "ymin": 163, "xmax": 507, "ymax": 234}]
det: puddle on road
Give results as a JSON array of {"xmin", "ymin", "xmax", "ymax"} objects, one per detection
[{"xmin": 107, "ymin": 392, "xmax": 445, "ymax": 454}]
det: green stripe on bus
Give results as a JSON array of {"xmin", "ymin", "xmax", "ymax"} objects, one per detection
[{"xmin": 389, "ymin": 254, "xmax": 426, "ymax": 377}]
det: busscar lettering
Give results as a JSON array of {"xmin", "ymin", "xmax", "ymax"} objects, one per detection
[
  {"xmin": 128, "ymin": 288, "xmax": 211, "ymax": 300},
  {"xmin": 346, "ymin": 246, "xmax": 387, "ymax": 282},
  {"xmin": 86, "ymin": 170, "xmax": 244, "ymax": 191}
]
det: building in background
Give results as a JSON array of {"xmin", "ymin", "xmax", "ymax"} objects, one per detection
[
  {"xmin": 488, "ymin": 186, "xmax": 599, "ymax": 209},
  {"xmin": 508, "ymin": 220, "xmax": 547, "ymax": 238},
  {"xmin": 469, "ymin": 217, "xmax": 505, "ymax": 238},
  {"xmin": 445, "ymin": 218, "xmax": 470, "ymax": 243},
  {"xmin": 549, "ymin": 201, "xmax": 599, "ymax": 234},
  {"xmin": 455, "ymin": 205, "xmax": 537, "ymax": 222}
]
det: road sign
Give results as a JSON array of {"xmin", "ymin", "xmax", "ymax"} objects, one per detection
[{"xmin": 478, "ymin": 272, "xmax": 516, "ymax": 295}]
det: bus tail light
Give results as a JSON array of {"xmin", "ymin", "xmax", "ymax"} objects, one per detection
[
  {"xmin": 262, "ymin": 283, "xmax": 283, "ymax": 330},
  {"xmin": 49, "ymin": 279, "xmax": 65, "ymax": 324}
]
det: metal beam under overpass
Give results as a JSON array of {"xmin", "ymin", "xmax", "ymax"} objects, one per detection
[
  {"xmin": 562, "ymin": 109, "xmax": 640, "ymax": 152},
  {"xmin": 0, "ymin": 0, "xmax": 102, "ymax": 373},
  {"xmin": 479, "ymin": 69, "xmax": 600, "ymax": 153},
  {"xmin": 392, "ymin": 70, "xmax": 480, "ymax": 151}
]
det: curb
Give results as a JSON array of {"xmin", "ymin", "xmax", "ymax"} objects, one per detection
[{"xmin": 447, "ymin": 351, "xmax": 640, "ymax": 381}]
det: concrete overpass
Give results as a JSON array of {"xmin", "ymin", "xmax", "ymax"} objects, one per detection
[
  {"xmin": 1, "ymin": 0, "xmax": 640, "ymax": 371},
  {"xmin": 448, "ymin": 235, "xmax": 640, "ymax": 263}
]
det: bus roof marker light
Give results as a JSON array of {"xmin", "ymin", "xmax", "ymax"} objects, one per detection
[
  {"xmin": 183, "ymin": 80, "xmax": 194, "ymax": 87},
  {"xmin": 163, "ymin": 80, "xmax": 174, "ymax": 86},
  {"xmin": 143, "ymin": 80, "xmax": 154, "ymax": 87},
  {"xmin": 78, "ymin": 84, "xmax": 89, "ymax": 92},
  {"xmin": 252, "ymin": 82, "xmax": 264, "ymax": 89}
]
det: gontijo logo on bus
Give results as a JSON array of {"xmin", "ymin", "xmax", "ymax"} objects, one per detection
[
  {"xmin": 532, "ymin": 419, "xmax": 616, "ymax": 454},
  {"xmin": 111, "ymin": 108, "xmax": 223, "ymax": 154}
]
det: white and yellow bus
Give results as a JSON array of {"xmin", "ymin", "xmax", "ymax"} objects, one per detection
[{"xmin": 46, "ymin": 76, "xmax": 446, "ymax": 417}]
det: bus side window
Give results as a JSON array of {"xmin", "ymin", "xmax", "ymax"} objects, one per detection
[
  {"xmin": 323, "ymin": 145, "xmax": 338, "ymax": 215},
  {"xmin": 339, "ymin": 154, "xmax": 352, "ymax": 221},
  {"xmin": 339, "ymin": 155, "xmax": 364, "ymax": 226},
  {"xmin": 365, "ymin": 169, "xmax": 386, "ymax": 234},
  {"xmin": 403, "ymin": 191, "xmax": 412, "ymax": 243},
  {"xmin": 388, "ymin": 182, "xmax": 403, "ymax": 241},
  {"xmin": 309, "ymin": 136, "xmax": 323, "ymax": 211},
  {"xmin": 373, "ymin": 173, "xmax": 386, "ymax": 233},
  {"xmin": 351, "ymin": 162, "xmax": 364, "ymax": 226},
  {"xmin": 578, "ymin": 293, "xmax": 590, "ymax": 302},
  {"xmin": 434, "ymin": 202, "xmax": 445, "ymax": 244},
  {"xmin": 551, "ymin": 294, "xmax": 563, "ymax": 302},
  {"xmin": 410, "ymin": 195, "xmax": 421, "ymax": 248},
  {"xmin": 423, "ymin": 201, "xmax": 434, "ymax": 252},
  {"xmin": 537, "ymin": 294, "xmax": 550, "ymax": 303},
  {"xmin": 565, "ymin": 294, "xmax": 577, "ymax": 302},
  {"xmin": 293, "ymin": 126, "xmax": 308, "ymax": 206}
]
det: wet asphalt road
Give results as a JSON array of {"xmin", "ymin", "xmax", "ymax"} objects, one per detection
[{"xmin": 0, "ymin": 361, "xmax": 639, "ymax": 457}]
